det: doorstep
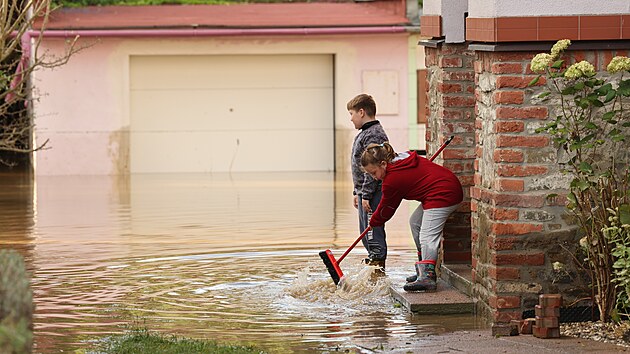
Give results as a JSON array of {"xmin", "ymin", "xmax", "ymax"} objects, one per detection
[{"xmin": 389, "ymin": 263, "xmax": 474, "ymax": 314}]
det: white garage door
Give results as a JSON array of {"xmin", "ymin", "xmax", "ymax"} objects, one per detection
[{"xmin": 129, "ymin": 54, "xmax": 334, "ymax": 173}]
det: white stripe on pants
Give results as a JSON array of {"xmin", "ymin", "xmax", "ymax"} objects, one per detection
[{"xmin": 409, "ymin": 203, "xmax": 460, "ymax": 262}]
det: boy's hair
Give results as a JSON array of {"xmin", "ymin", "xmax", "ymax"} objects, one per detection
[
  {"xmin": 347, "ymin": 94, "xmax": 376, "ymax": 118},
  {"xmin": 361, "ymin": 142, "xmax": 396, "ymax": 167}
]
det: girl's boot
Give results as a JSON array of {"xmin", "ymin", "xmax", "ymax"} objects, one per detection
[
  {"xmin": 403, "ymin": 260, "xmax": 437, "ymax": 292},
  {"xmin": 406, "ymin": 252, "xmax": 422, "ymax": 282}
]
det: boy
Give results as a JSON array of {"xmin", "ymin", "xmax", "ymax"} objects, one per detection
[{"xmin": 347, "ymin": 94, "xmax": 389, "ymax": 270}]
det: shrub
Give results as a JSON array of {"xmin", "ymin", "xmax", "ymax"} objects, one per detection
[{"xmin": 0, "ymin": 249, "xmax": 33, "ymax": 354}]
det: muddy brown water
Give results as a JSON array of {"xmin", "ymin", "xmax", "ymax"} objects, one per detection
[{"xmin": 0, "ymin": 172, "xmax": 482, "ymax": 353}]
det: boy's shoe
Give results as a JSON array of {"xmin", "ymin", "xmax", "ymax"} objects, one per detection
[
  {"xmin": 363, "ymin": 258, "xmax": 386, "ymax": 281},
  {"xmin": 403, "ymin": 261, "xmax": 437, "ymax": 292}
]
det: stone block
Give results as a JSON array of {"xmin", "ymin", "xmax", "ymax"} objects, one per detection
[
  {"xmin": 533, "ymin": 325, "xmax": 560, "ymax": 339},
  {"xmin": 492, "ymin": 323, "xmax": 519, "ymax": 337}
]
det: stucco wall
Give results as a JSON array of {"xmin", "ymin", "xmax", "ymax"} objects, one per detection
[
  {"xmin": 468, "ymin": 0, "xmax": 630, "ymax": 18},
  {"xmin": 33, "ymin": 33, "xmax": 424, "ymax": 175}
]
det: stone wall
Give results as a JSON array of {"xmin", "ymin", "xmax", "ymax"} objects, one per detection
[{"xmin": 471, "ymin": 48, "xmax": 627, "ymax": 322}]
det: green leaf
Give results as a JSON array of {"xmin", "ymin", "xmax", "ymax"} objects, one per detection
[
  {"xmin": 537, "ymin": 91, "xmax": 551, "ymax": 99},
  {"xmin": 603, "ymin": 111, "xmax": 616, "ymax": 121},
  {"xmin": 620, "ymin": 204, "xmax": 630, "ymax": 225},
  {"xmin": 585, "ymin": 122, "xmax": 598, "ymax": 130},
  {"xmin": 562, "ymin": 86, "xmax": 576, "ymax": 95},
  {"xmin": 574, "ymin": 82, "xmax": 585, "ymax": 90},
  {"xmin": 591, "ymin": 99, "xmax": 604, "ymax": 107},
  {"xmin": 579, "ymin": 162, "xmax": 593, "ymax": 174},
  {"xmin": 596, "ymin": 83, "xmax": 613, "ymax": 95},
  {"xmin": 528, "ymin": 76, "xmax": 540, "ymax": 87},
  {"xmin": 551, "ymin": 60, "xmax": 564, "ymax": 69},
  {"xmin": 604, "ymin": 90, "xmax": 617, "ymax": 103},
  {"xmin": 567, "ymin": 192, "xmax": 577, "ymax": 205},
  {"xmin": 618, "ymin": 79, "xmax": 630, "ymax": 96}
]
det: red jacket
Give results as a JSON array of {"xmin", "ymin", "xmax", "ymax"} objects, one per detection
[{"xmin": 369, "ymin": 152, "xmax": 463, "ymax": 227}]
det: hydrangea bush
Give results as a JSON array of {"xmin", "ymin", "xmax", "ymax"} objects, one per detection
[{"xmin": 530, "ymin": 40, "xmax": 630, "ymax": 322}]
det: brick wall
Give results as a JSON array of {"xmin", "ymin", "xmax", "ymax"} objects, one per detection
[
  {"xmin": 425, "ymin": 44, "xmax": 475, "ymax": 264},
  {"xmin": 470, "ymin": 48, "xmax": 626, "ymax": 322}
]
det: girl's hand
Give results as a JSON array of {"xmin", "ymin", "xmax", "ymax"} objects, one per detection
[{"xmin": 353, "ymin": 195, "xmax": 359, "ymax": 209}]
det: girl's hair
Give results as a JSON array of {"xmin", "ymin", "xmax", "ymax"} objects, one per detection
[{"xmin": 360, "ymin": 142, "xmax": 396, "ymax": 167}]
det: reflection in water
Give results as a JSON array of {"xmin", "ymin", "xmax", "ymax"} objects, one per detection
[{"xmin": 0, "ymin": 172, "xmax": 482, "ymax": 353}]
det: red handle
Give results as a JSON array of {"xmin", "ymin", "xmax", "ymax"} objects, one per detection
[
  {"xmin": 428, "ymin": 135, "xmax": 454, "ymax": 162},
  {"xmin": 337, "ymin": 226, "xmax": 372, "ymax": 264}
]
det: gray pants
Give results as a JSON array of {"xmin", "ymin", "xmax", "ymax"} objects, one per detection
[
  {"xmin": 409, "ymin": 203, "xmax": 460, "ymax": 262},
  {"xmin": 358, "ymin": 191, "xmax": 387, "ymax": 261}
]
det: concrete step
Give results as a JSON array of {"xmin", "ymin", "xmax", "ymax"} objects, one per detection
[
  {"xmin": 389, "ymin": 279, "xmax": 474, "ymax": 314},
  {"xmin": 440, "ymin": 263, "xmax": 473, "ymax": 296}
]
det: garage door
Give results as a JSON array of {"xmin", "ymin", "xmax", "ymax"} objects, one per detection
[{"xmin": 129, "ymin": 54, "xmax": 334, "ymax": 173}]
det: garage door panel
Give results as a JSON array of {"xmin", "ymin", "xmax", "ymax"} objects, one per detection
[
  {"xmin": 131, "ymin": 130, "xmax": 333, "ymax": 173},
  {"xmin": 130, "ymin": 54, "xmax": 333, "ymax": 173},
  {"xmin": 130, "ymin": 88, "xmax": 333, "ymax": 131},
  {"xmin": 130, "ymin": 55, "xmax": 333, "ymax": 90}
]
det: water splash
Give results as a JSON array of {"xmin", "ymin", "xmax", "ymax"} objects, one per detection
[{"xmin": 285, "ymin": 265, "xmax": 392, "ymax": 304}]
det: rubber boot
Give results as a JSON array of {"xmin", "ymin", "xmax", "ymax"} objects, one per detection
[
  {"xmin": 406, "ymin": 252, "xmax": 423, "ymax": 282},
  {"xmin": 403, "ymin": 260, "xmax": 437, "ymax": 292}
]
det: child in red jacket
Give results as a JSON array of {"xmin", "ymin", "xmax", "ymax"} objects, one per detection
[{"xmin": 361, "ymin": 142, "xmax": 463, "ymax": 292}]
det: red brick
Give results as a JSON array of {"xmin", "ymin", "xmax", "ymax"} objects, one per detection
[
  {"xmin": 497, "ymin": 165, "xmax": 548, "ymax": 177},
  {"xmin": 496, "ymin": 135, "xmax": 550, "ymax": 148},
  {"xmin": 520, "ymin": 319, "xmax": 535, "ymax": 334},
  {"xmin": 495, "ymin": 121, "xmax": 525, "ymax": 133},
  {"xmin": 491, "ymin": 62, "xmax": 524, "ymax": 74},
  {"xmin": 488, "ymin": 266, "xmax": 520, "ymax": 280},
  {"xmin": 535, "ymin": 305, "xmax": 560, "ymax": 317},
  {"xmin": 438, "ymin": 83, "xmax": 463, "ymax": 93},
  {"xmin": 443, "ymin": 148, "xmax": 475, "ymax": 159},
  {"xmin": 494, "ymin": 252, "xmax": 545, "ymax": 266},
  {"xmin": 492, "ymin": 222, "xmax": 544, "ymax": 235},
  {"xmin": 539, "ymin": 294, "xmax": 563, "ymax": 307},
  {"xmin": 493, "ymin": 149, "xmax": 524, "ymax": 163},
  {"xmin": 494, "ymin": 91, "xmax": 525, "ymax": 104},
  {"xmin": 493, "ymin": 310, "xmax": 523, "ymax": 323},
  {"xmin": 489, "ymin": 207, "xmax": 519, "ymax": 221},
  {"xmin": 443, "ymin": 96, "xmax": 476, "ymax": 107},
  {"xmin": 480, "ymin": 190, "xmax": 545, "ymax": 208},
  {"xmin": 533, "ymin": 325, "xmax": 560, "ymax": 339},
  {"xmin": 490, "ymin": 295, "xmax": 521, "ymax": 309},
  {"xmin": 492, "ymin": 237, "xmax": 518, "ymax": 251},
  {"xmin": 489, "ymin": 52, "xmax": 535, "ymax": 62},
  {"xmin": 440, "ymin": 109, "xmax": 463, "ymax": 119},
  {"xmin": 496, "ymin": 75, "xmax": 546, "ymax": 88},
  {"xmin": 443, "ymin": 161, "xmax": 474, "ymax": 173},
  {"xmin": 474, "ymin": 60, "xmax": 484, "ymax": 74},
  {"xmin": 441, "ymin": 57, "xmax": 463, "ymax": 68},
  {"xmin": 536, "ymin": 316, "xmax": 559, "ymax": 328},
  {"xmin": 496, "ymin": 106, "xmax": 548, "ymax": 119},
  {"xmin": 495, "ymin": 179, "xmax": 525, "ymax": 192}
]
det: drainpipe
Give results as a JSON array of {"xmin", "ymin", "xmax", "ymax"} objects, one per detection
[{"xmin": 26, "ymin": 26, "xmax": 409, "ymax": 38}]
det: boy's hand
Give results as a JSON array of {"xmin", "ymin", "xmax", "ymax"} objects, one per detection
[
  {"xmin": 362, "ymin": 199, "xmax": 372, "ymax": 213},
  {"xmin": 353, "ymin": 195, "xmax": 359, "ymax": 209}
]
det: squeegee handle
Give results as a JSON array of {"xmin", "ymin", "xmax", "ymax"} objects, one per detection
[
  {"xmin": 337, "ymin": 226, "xmax": 372, "ymax": 264},
  {"xmin": 428, "ymin": 135, "xmax": 454, "ymax": 162}
]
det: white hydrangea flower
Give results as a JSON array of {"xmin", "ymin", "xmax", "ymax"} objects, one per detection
[
  {"xmin": 564, "ymin": 61, "xmax": 595, "ymax": 79},
  {"xmin": 551, "ymin": 39, "xmax": 571, "ymax": 58},
  {"xmin": 579, "ymin": 236, "xmax": 588, "ymax": 249},
  {"xmin": 531, "ymin": 53, "xmax": 553, "ymax": 73},
  {"xmin": 606, "ymin": 56, "xmax": 630, "ymax": 74}
]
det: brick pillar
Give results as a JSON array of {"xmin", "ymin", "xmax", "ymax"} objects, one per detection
[
  {"xmin": 470, "ymin": 49, "xmax": 623, "ymax": 323},
  {"xmin": 425, "ymin": 44, "xmax": 475, "ymax": 264}
]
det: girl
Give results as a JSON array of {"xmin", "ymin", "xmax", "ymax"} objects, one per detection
[{"xmin": 361, "ymin": 142, "xmax": 463, "ymax": 292}]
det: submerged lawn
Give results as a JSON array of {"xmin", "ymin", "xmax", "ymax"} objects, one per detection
[{"xmin": 100, "ymin": 328, "xmax": 264, "ymax": 354}]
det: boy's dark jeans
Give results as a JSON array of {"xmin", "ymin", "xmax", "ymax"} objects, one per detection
[{"xmin": 358, "ymin": 190, "xmax": 387, "ymax": 261}]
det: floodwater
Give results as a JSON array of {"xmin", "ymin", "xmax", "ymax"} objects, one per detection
[{"xmin": 0, "ymin": 172, "xmax": 483, "ymax": 353}]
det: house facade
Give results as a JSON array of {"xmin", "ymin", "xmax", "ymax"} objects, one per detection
[{"xmin": 31, "ymin": 0, "xmax": 424, "ymax": 175}]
